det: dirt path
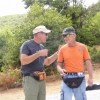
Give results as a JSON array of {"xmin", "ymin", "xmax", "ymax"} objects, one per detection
[
  {"xmin": 0, "ymin": 80, "xmax": 62, "ymax": 100},
  {"xmin": 0, "ymin": 67, "xmax": 100, "ymax": 100}
]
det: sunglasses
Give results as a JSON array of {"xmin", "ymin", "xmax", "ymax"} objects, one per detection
[
  {"xmin": 41, "ymin": 32, "xmax": 48, "ymax": 36},
  {"xmin": 62, "ymin": 34, "xmax": 74, "ymax": 38}
]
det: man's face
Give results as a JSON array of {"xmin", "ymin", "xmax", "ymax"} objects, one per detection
[
  {"xmin": 62, "ymin": 32, "xmax": 76, "ymax": 43},
  {"xmin": 39, "ymin": 32, "xmax": 49, "ymax": 43}
]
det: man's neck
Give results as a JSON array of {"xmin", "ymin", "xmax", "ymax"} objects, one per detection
[
  {"xmin": 68, "ymin": 41, "xmax": 78, "ymax": 47},
  {"xmin": 33, "ymin": 38, "xmax": 41, "ymax": 44}
]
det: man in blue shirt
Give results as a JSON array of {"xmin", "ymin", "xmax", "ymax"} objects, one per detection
[{"xmin": 20, "ymin": 25, "xmax": 59, "ymax": 100}]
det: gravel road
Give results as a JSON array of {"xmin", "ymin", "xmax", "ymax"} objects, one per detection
[
  {"xmin": 46, "ymin": 90, "xmax": 100, "ymax": 100},
  {"xmin": 1, "ymin": 90, "xmax": 100, "ymax": 100}
]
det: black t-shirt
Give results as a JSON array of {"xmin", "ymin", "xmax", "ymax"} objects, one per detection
[{"xmin": 20, "ymin": 40, "xmax": 46, "ymax": 74}]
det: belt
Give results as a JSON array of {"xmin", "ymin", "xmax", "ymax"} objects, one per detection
[
  {"xmin": 22, "ymin": 71, "xmax": 45, "ymax": 77},
  {"xmin": 22, "ymin": 71, "xmax": 46, "ymax": 81},
  {"xmin": 65, "ymin": 72, "xmax": 84, "ymax": 75},
  {"xmin": 22, "ymin": 73, "xmax": 30, "ymax": 77}
]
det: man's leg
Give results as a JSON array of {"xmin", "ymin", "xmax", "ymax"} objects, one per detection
[
  {"xmin": 38, "ymin": 80, "xmax": 46, "ymax": 100},
  {"xmin": 22, "ymin": 76, "xmax": 40, "ymax": 100},
  {"xmin": 73, "ymin": 78, "xmax": 87, "ymax": 100},
  {"xmin": 60, "ymin": 81, "xmax": 73, "ymax": 100}
]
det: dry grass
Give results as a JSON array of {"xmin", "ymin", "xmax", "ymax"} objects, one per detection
[{"xmin": 0, "ymin": 69, "xmax": 21, "ymax": 90}]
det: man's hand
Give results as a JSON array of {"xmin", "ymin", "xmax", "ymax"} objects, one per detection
[
  {"xmin": 59, "ymin": 68, "xmax": 67, "ymax": 76},
  {"xmin": 87, "ymin": 77, "xmax": 93, "ymax": 86},
  {"xmin": 58, "ymin": 45, "xmax": 63, "ymax": 52},
  {"xmin": 38, "ymin": 49, "xmax": 48, "ymax": 56}
]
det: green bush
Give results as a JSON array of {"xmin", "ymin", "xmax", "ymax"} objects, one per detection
[{"xmin": 88, "ymin": 46, "xmax": 100, "ymax": 63}]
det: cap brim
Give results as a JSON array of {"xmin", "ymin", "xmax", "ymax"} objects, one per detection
[
  {"xmin": 62, "ymin": 32, "xmax": 69, "ymax": 35},
  {"xmin": 45, "ymin": 30, "xmax": 51, "ymax": 33}
]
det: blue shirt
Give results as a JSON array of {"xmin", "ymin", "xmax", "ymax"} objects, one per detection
[{"xmin": 20, "ymin": 40, "xmax": 46, "ymax": 74}]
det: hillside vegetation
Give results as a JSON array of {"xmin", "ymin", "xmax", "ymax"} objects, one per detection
[
  {"xmin": 0, "ymin": 14, "xmax": 27, "ymax": 29},
  {"xmin": 0, "ymin": 1, "xmax": 100, "ymax": 89}
]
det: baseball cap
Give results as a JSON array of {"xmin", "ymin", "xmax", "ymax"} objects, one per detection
[
  {"xmin": 62, "ymin": 27, "xmax": 75, "ymax": 35},
  {"xmin": 33, "ymin": 25, "xmax": 51, "ymax": 34}
]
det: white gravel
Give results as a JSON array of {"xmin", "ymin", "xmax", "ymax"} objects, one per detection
[
  {"xmin": 1, "ymin": 89, "xmax": 99, "ymax": 100},
  {"xmin": 46, "ymin": 90, "xmax": 100, "ymax": 100},
  {"xmin": 4, "ymin": 90, "xmax": 99, "ymax": 100}
]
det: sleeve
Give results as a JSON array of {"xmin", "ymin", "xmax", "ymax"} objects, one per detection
[
  {"xmin": 20, "ymin": 42, "xmax": 30, "ymax": 55},
  {"xmin": 57, "ymin": 48, "xmax": 64, "ymax": 63},
  {"xmin": 83, "ymin": 45, "xmax": 91, "ymax": 61}
]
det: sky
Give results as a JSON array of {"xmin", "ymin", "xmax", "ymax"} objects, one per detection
[
  {"xmin": 0, "ymin": 0, "xmax": 29, "ymax": 17},
  {"xmin": 0, "ymin": 0, "xmax": 99, "ymax": 17}
]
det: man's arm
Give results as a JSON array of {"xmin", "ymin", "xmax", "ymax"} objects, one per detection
[
  {"xmin": 85, "ymin": 59, "xmax": 93, "ymax": 86},
  {"xmin": 20, "ymin": 53, "xmax": 40, "ymax": 65},
  {"xmin": 20, "ymin": 49, "xmax": 48, "ymax": 65},
  {"xmin": 57, "ymin": 62, "xmax": 66, "ymax": 76},
  {"xmin": 44, "ymin": 52, "xmax": 58, "ymax": 66},
  {"xmin": 44, "ymin": 45, "xmax": 62, "ymax": 66}
]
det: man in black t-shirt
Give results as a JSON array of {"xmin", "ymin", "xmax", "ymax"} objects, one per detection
[{"xmin": 20, "ymin": 25, "xmax": 59, "ymax": 100}]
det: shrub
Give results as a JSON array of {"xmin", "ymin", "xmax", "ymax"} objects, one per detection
[
  {"xmin": 0, "ymin": 68, "xmax": 22, "ymax": 89},
  {"xmin": 88, "ymin": 46, "xmax": 100, "ymax": 63}
]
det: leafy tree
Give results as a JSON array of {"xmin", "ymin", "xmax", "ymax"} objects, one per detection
[
  {"xmin": 87, "ymin": 2, "xmax": 100, "ymax": 17},
  {"xmin": 9, "ymin": 2, "xmax": 71, "ymax": 67},
  {"xmin": 89, "ymin": 12, "xmax": 100, "ymax": 44},
  {"xmin": 22, "ymin": 0, "xmax": 96, "ymax": 46},
  {"xmin": 0, "ymin": 27, "xmax": 13, "ymax": 69},
  {"xmin": 23, "ymin": 0, "xmax": 35, "ymax": 8}
]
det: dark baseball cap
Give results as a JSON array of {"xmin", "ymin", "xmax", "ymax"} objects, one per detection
[{"xmin": 62, "ymin": 27, "xmax": 75, "ymax": 35}]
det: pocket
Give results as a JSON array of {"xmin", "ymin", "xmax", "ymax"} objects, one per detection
[
  {"xmin": 22, "ymin": 76, "xmax": 30, "ymax": 93},
  {"xmin": 60, "ymin": 91, "xmax": 64, "ymax": 100}
]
